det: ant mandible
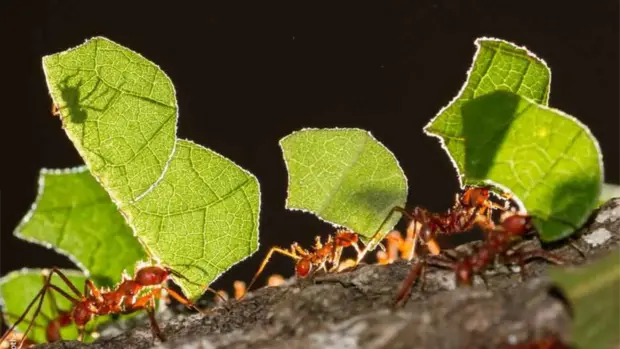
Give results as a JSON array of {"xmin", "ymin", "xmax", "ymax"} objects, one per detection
[
  {"xmin": 244, "ymin": 230, "xmax": 362, "ymax": 295},
  {"xmin": 393, "ymin": 212, "xmax": 565, "ymax": 307},
  {"xmin": 1, "ymin": 264, "xmax": 220, "ymax": 348}
]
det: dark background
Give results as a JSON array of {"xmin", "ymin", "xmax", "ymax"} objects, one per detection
[{"xmin": 1, "ymin": 0, "xmax": 618, "ymax": 296}]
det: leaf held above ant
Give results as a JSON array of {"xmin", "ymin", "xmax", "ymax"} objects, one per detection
[
  {"xmin": 41, "ymin": 37, "xmax": 262, "ymax": 300},
  {"xmin": 279, "ymin": 128, "xmax": 408, "ymax": 243},
  {"xmin": 424, "ymin": 38, "xmax": 603, "ymax": 241}
]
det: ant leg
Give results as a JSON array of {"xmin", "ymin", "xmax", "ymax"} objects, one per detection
[
  {"xmin": 165, "ymin": 268, "xmax": 228, "ymax": 304},
  {"xmin": 508, "ymin": 248, "xmax": 564, "ymax": 281},
  {"xmin": 147, "ymin": 297, "xmax": 165, "ymax": 342},
  {"xmin": 357, "ymin": 206, "xmax": 413, "ymax": 264},
  {"xmin": 393, "ymin": 259, "xmax": 426, "ymax": 308},
  {"xmin": 245, "ymin": 246, "xmax": 301, "ymax": 295},
  {"xmin": 1, "ymin": 269, "xmax": 82, "ymax": 346}
]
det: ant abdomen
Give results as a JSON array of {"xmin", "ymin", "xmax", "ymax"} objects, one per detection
[
  {"xmin": 296, "ymin": 259, "xmax": 312, "ymax": 277},
  {"xmin": 502, "ymin": 214, "xmax": 532, "ymax": 235},
  {"xmin": 135, "ymin": 266, "xmax": 169, "ymax": 286}
]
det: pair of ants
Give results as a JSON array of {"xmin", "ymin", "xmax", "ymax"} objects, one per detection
[
  {"xmin": 246, "ymin": 185, "xmax": 566, "ymax": 306},
  {"xmin": 1, "ymin": 186, "xmax": 568, "ymax": 348}
]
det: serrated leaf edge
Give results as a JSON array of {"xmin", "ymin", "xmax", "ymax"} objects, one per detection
[
  {"xmin": 13, "ymin": 166, "xmax": 94, "ymax": 277},
  {"xmin": 41, "ymin": 36, "xmax": 179, "ymax": 207},
  {"xmin": 278, "ymin": 127, "xmax": 409, "ymax": 236},
  {"xmin": 422, "ymin": 36, "xmax": 552, "ymax": 190}
]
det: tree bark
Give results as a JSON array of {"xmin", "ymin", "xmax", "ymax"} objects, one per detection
[{"xmin": 36, "ymin": 199, "xmax": 620, "ymax": 349}]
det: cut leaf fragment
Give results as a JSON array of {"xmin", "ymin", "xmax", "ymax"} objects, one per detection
[
  {"xmin": 43, "ymin": 37, "xmax": 178, "ymax": 204},
  {"xmin": 280, "ymin": 128, "xmax": 407, "ymax": 243},
  {"xmin": 424, "ymin": 38, "xmax": 602, "ymax": 241},
  {"xmin": 15, "ymin": 167, "xmax": 146, "ymax": 287},
  {"xmin": 549, "ymin": 250, "xmax": 620, "ymax": 349},
  {"xmin": 41, "ymin": 37, "xmax": 262, "ymax": 300},
  {"xmin": 124, "ymin": 140, "xmax": 261, "ymax": 299},
  {"xmin": 425, "ymin": 37, "xmax": 551, "ymax": 177},
  {"xmin": 458, "ymin": 91, "xmax": 602, "ymax": 241}
]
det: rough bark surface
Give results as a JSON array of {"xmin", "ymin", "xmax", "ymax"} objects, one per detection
[{"xmin": 36, "ymin": 199, "xmax": 620, "ymax": 349}]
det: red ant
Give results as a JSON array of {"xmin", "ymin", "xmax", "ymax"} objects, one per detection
[
  {"xmin": 393, "ymin": 212, "xmax": 565, "ymax": 307},
  {"xmin": 244, "ymin": 230, "xmax": 362, "ymax": 294},
  {"xmin": 1, "ymin": 264, "xmax": 221, "ymax": 348},
  {"xmin": 358, "ymin": 186, "xmax": 508, "ymax": 264}
]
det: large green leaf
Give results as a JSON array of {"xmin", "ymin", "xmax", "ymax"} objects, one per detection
[
  {"xmin": 549, "ymin": 250, "xmax": 620, "ymax": 349},
  {"xmin": 457, "ymin": 91, "xmax": 602, "ymax": 240},
  {"xmin": 15, "ymin": 167, "xmax": 145, "ymax": 287},
  {"xmin": 280, "ymin": 128, "xmax": 407, "ymax": 244},
  {"xmin": 124, "ymin": 140, "xmax": 260, "ymax": 299},
  {"xmin": 43, "ymin": 37, "xmax": 177, "ymax": 204},
  {"xmin": 424, "ymin": 38, "xmax": 602, "ymax": 240},
  {"xmin": 0, "ymin": 269, "xmax": 102, "ymax": 344},
  {"xmin": 42, "ymin": 38, "xmax": 261, "ymax": 300},
  {"xmin": 424, "ymin": 37, "xmax": 551, "ymax": 176}
]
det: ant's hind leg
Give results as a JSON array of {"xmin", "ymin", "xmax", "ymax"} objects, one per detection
[{"xmin": 147, "ymin": 298, "xmax": 166, "ymax": 342}]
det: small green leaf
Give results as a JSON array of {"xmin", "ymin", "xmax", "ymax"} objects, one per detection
[
  {"xmin": 123, "ymin": 140, "xmax": 261, "ymax": 299},
  {"xmin": 549, "ymin": 250, "xmax": 620, "ymax": 349},
  {"xmin": 43, "ymin": 37, "xmax": 178, "ymax": 204},
  {"xmin": 15, "ymin": 167, "xmax": 146, "ymax": 287},
  {"xmin": 458, "ymin": 91, "xmax": 602, "ymax": 241},
  {"xmin": 280, "ymin": 128, "xmax": 407, "ymax": 241},
  {"xmin": 425, "ymin": 37, "xmax": 551, "ymax": 178},
  {"xmin": 0, "ymin": 269, "xmax": 103, "ymax": 344}
]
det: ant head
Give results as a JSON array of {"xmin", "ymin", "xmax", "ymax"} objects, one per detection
[
  {"xmin": 295, "ymin": 258, "xmax": 312, "ymax": 277},
  {"xmin": 501, "ymin": 213, "xmax": 532, "ymax": 236}
]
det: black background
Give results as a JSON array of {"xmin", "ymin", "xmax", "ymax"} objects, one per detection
[{"xmin": 1, "ymin": 0, "xmax": 618, "ymax": 295}]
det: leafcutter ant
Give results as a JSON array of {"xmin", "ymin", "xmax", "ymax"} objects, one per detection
[
  {"xmin": 393, "ymin": 212, "xmax": 565, "ymax": 307},
  {"xmin": 359, "ymin": 186, "xmax": 509, "ymax": 264},
  {"xmin": 0, "ymin": 264, "xmax": 222, "ymax": 348},
  {"xmin": 244, "ymin": 230, "xmax": 362, "ymax": 295}
]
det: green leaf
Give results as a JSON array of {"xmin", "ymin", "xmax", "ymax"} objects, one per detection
[
  {"xmin": 549, "ymin": 250, "xmax": 620, "ymax": 349},
  {"xmin": 424, "ymin": 37, "xmax": 551, "ymax": 178},
  {"xmin": 423, "ymin": 38, "xmax": 602, "ymax": 240},
  {"xmin": 0, "ymin": 269, "xmax": 103, "ymax": 344},
  {"xmin": 123, "ymin": 140, "xmax": 261, "ymax": 299},
  {"xmin": 457, "ymin": 91, "xmax": 602, "ymax": 241},
  {"xmin": 14, "ymin": 167, "xmax": 146, "ymax": 287},
  {"xmin": 42, "ymin": 37, "xmax": 178, "ymax": 204},
  {"xmin": 42, "ymin": 37, "xmax": 262, "ymax": 300},
  {"xmin": 280, "ymin": 128, "xmax": 407, "ymax": 242}
]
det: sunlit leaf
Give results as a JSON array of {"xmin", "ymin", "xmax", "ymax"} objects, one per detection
[
  {"xmin": 425, "ymin": 37, "xmax": 551, "ymax": 177},
  {"xmin": 124, "ymin": 140, "xmax": 260, "ymax": 299},
  {"xmin": 43, "ymin": 37, "xmax": 178, "ymax": 204},
  {"xmin": 14, "ymin": 167, "xmax": 145, "ymax": 287},
  {"xmin": 424, "ymin": 38, "xmax": 602, "ymax": 240},
  {"xmin": 456, "ymin": 91, "xmax": 602, "ymax": 240},
  {"xmin": 42, "ymin": 37, "xmax": 262, "ymax": 300},
  {"xmin": 280, "ymin": 128, "xmax": 407, "ymax": 243}
]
